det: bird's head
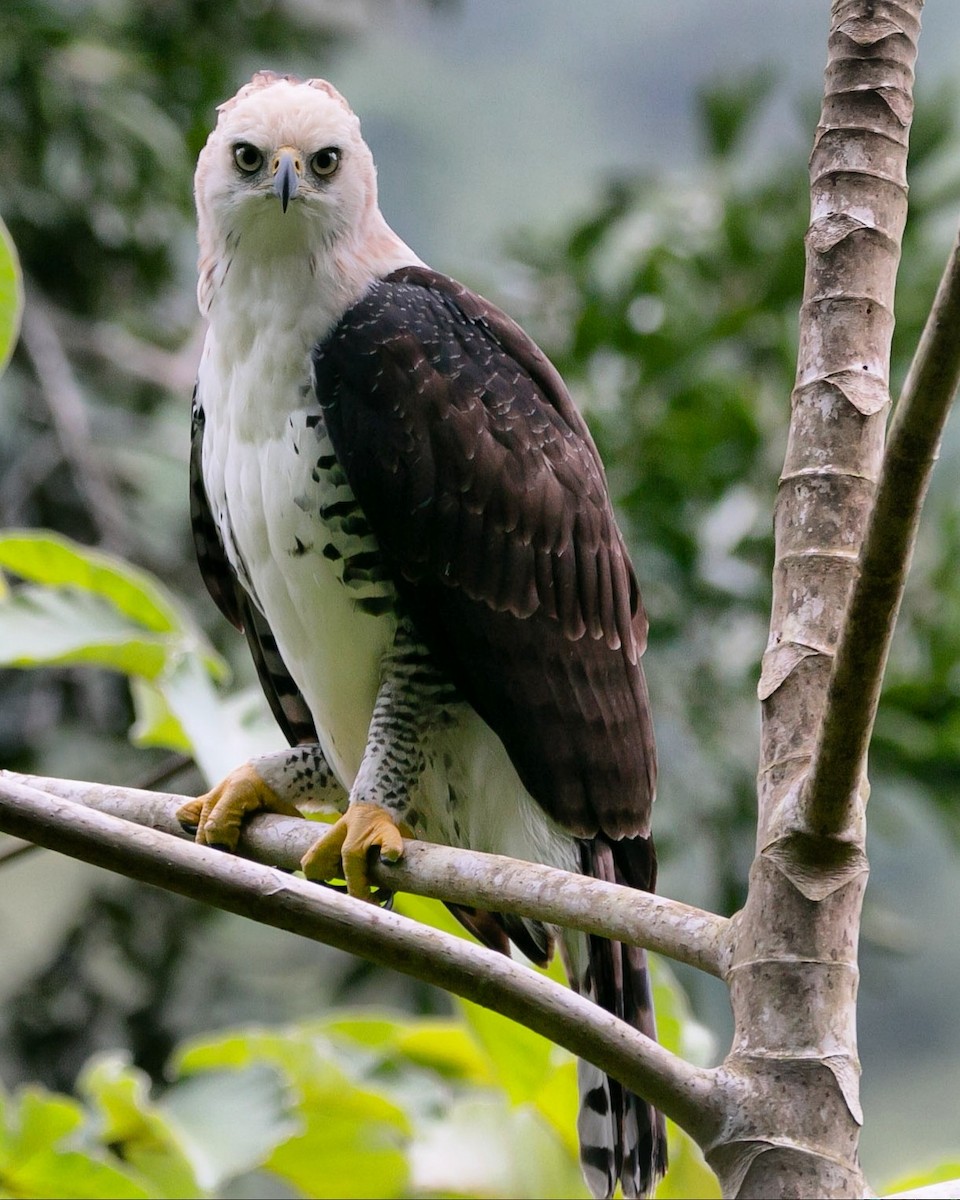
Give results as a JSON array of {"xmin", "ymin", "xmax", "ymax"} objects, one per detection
[
  {"xmin": 195, "ymin": 72, "xmax": 420, "ymax": 320},
  {"xmin": 195, "ymin": 71, "xmax": 381, "ymax": 261}
]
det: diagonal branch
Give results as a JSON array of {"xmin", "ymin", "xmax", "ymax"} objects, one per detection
[
  {"xmin": 19, "ymin": 284, "xmax": 132, "ymax": 554},
  {"xmin": 0, "ymin": 772, "xmax": 722, "ymax": 1144},
  {"xmin": 0, "ymin": 770, "xmax": 729, "ymax": 978},
  {"xmin": 806, "ymin": 221, "xmax": 960, "ymax": 834}
]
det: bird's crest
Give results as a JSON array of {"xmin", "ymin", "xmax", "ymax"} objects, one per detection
[{"xmin": 215, "ymin": 71, "xmax": 354, "ymax": 118}]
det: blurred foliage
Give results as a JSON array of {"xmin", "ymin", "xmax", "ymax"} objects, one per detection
[
  {"xmin": 0, "ymin": 930, "xmax": 718, "ymax": 1199},
  {"xmin": 0, "ymin": 0, "xmax": 370, "ymax": 782},
  {"xmin": 0, "ymin": 530, "xmax": 283, "ymax": 784},
  {"xmin": 2, "ymin": 0, "xmax": 960, "ymax": 1192}
]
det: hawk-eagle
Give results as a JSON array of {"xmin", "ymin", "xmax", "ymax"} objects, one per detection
[{"xmin": 180, "ymin": 71, "xmax": 666, "ymax": 1198}]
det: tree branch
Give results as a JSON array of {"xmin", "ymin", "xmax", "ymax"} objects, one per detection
[
  {"xmin": 54, "ymin": 307, "xmax": 202, "ymax": 395},
  {"xmin": 0, "ymin": 772, "xmax": 722, "ymax": 1144},
  {"xmin": 806, "ymin": 219, "xmax": 960, "ymax": 834},
  {"xmin": 0, "ymin": 770, "xmax": 729, "ymax": 978},
  {"xmin": 19, "ymin": 284, "xmax": 132, "ymax": 554}
]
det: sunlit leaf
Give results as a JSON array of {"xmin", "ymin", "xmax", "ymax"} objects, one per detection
[
  {"xmin": 0, "ymin": 532, "xmax": 185, "ymax": 634},
  {"xmin": 158, "ymin": 1066, "xmax": 298, "ymax": 1192},
  {"xmin": 530, "ymin": 1057, "xmax": 580, "ymax": 1159},
  {"xmin": 882, "ymin": 1160, "xmax": 960, "ymax": 1196},
  {"xmin": 9, "ymin": 1087, "xmax": 84, "ymax": 1155},
  {"xmin": 393, "ymin": 889, "xmax": 475, "ymax": 939},
  {"xmin": 0, "ymin": 585, "xmax": 169, "ymax": 677},
  {"xmin": 0, "ymin": 217, "xmax": 23, "ymax": 374},
  {"xmin": 154, "ymin": 652, "xmax": 250, "ymax": 784},
  {"xmin": 457, "ymin": 997, "xmax": 556, "ymax": 1106},
  {"xmin": 651, "ymin": 957, "xmax": 716, "ymax": 1065},
  {"xmin": 78, "ymin": 1054, "xmax": 202, "ymax": 1198},
  {"xmin": 267, "ymin": 1088, "xmax": 410, "ymax": 1200},
  {"xmin": 323, "ymin": 1012, "xmax": 495, "ymax": 1084},
  {"xmin": 174, "ymin": 1025, "xmax": 410, "ymax": 1199},
  {"xmin": 129, "ymin": 675, "xmax": 192, "ymax": 752},
  {"xmin": 410, "ymin": 1095, "xmax": 585, "ymax": 1200},
  {"xmin": 0, "ymin": 1084, "xmax": 149, "ymax": 1200}
]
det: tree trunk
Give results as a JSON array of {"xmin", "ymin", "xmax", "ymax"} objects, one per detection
[{"xmin": 713, "ymin": 3, "xmax": 922, "ymax": 1196}]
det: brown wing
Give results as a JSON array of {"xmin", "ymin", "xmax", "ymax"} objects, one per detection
[
  {"xmin": 312, "ymin": 267, "xmax": 655, "ymax": 838},
  {"xmin": 190, "ymin": 391, "xmax": 318, "ymax": 747}
]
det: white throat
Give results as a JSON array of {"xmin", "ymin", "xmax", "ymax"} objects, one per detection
[{"xmin": 199, "ymin": 201, "xmax": 423, "ymax": 346}]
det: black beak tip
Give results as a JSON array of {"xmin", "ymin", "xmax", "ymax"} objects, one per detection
[{"xmin": 273, "ymin": 157, "xmax": 300, "ymax": 214}]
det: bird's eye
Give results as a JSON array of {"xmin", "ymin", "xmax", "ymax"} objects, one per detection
[
  {"xmin": 310, "ymin": 147, "xmax": 341, "ymax": 178},
  {"xmin": 233, "ymin": 143, "xmax": 264, "ymax": 174}
]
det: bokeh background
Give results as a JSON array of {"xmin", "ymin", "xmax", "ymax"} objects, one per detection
[{"xmin": 1, "ymin": 1, "xmax": 959, "ymax": 1193}]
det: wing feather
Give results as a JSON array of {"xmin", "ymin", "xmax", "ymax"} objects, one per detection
[{"xmin": 313, "ymin": 266, "xmax": 655, "ymax": 838}]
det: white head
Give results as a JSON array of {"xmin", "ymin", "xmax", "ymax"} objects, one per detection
[{"xmin": 195, "ymin": 72, "xmax": 418, "ymax": 316}]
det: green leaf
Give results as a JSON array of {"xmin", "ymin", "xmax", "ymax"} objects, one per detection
[
  {"xmin": 129, "ymin": 675, "xmax": 192, "ymax": 752},
  {"xmin": 457, "ymin": 997, "xmax": 557, "ymax": 1106},
  {"xmin": 0, "ymin": 1085, "xmax": 149, "ymax": 1200},
  {"xmin": 411, "ymin": 1095, "xmax": 585, "ymax": 1199},
  {"xmin": 393, "ymin": 890, "xmax": 475, "ymax": 939},
  {"xmin": 158, "ymin": 1067, "xmax": 298, "ymax": 1192},
  {"xmin": 267, "ymin": 1085, "xmax": 410, "ymax": 1200},
  {"xmin": 881, "ymin": 1160, "xmax": 960, "ymax": 1195},
  {"xmin": 323, "ymin": 1012, "xmax": 495, "ymax": 1084},
  {"xmin": 0, "ymin": 585, "xmax": 170, "ymax": 677},
  {"xmin": 529, "ymin": 1058, "xmax": 580, "ymax": 1160},
  {"xmin": 651, "ymin": 957, "xmax": 716, "ymax": 1065},
  {"xmin": 0, "ymin": 531, "xmax": 185, "ymax": 634},
  {"xmin": 78, "ymin": 1054, "xmax": 202, "ymax": 1199},
  {"xmin": 9, "ymin": 1087, "xmax": 84, "ymax": 1156},
  {"xmin": 0, "ymin": 531, "xmax": 240, "ymax": 772},
  {"xmin": 175, "ymin": 1027, "xmax": 411, "ymax": 1199},
  {"xmin": 0, "ymin": 217, "xmax": 23, "ymax": 374},
  {"xmin": 154, "ymin": 652, "xmax": 257, "ymax": 785},
  {"xmin": 389, "ymin": 1020, "xmax": 496, "ymax": 1084}
]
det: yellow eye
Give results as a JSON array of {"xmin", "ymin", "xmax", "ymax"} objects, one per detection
[
  {"xmin": 310, "ymin": 147, "xmax": 341, "ymax": 178},
  {"xmin": 233, "ymin": 143, "xmax": 263, "ymax": 174}
]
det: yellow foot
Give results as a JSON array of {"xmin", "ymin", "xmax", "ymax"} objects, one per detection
[
  {"xmin": 301, "ymin": 802, "xmax": 405, "ymax": 901},
  {"xmin": 176, "ymin": 762, "xmax": 304, "ymax": 851}
]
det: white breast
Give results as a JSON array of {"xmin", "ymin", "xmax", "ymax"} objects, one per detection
[{"xmin": 197, "ymin": 278, "xmax": 395, "ymax": 789}]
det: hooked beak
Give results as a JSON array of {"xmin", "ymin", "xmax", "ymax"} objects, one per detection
[{"xmin": 272, "ymin": 148, "xmax": 302, "ymax": 213}]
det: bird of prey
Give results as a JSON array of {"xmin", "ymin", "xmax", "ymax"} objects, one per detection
[{"xmin": 179, "ymin": 70, "xmax": 666, "ymax": 1198}]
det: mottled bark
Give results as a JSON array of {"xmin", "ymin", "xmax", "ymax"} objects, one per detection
[{"xmin": 722, "ymin": 3, "xmax": 923, "ymax": 1197}]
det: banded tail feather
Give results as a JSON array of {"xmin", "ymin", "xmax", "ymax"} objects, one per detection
[{"xmin": 565, "ymin": 834, "xmax": 667, "ymax": 1199}]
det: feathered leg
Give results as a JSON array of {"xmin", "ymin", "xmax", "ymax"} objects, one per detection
[{"xmin": 303, "ymin": 619, "xmax": 455, "ymax": 898}]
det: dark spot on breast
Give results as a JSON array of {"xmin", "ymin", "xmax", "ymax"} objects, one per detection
[
  {"xmin": 355, "ymin": 594, "xmax": 394, "ymax": 617},
  {"xmin": 319, "ymin": 498, "xmax": 358, "ymax": 521},
  {"xmin": 340, "ymin": 514, "xmax": 371, "ymax": 538}
]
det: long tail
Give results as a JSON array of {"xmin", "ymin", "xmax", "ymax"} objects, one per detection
[{"xmin": 563, "ymin": 833, "xmax": 667, "ymax": 1199}]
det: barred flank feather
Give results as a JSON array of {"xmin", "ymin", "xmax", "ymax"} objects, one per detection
[{"xmin": 564, "ymin": 835, "xmax": 667, "ymax": 1199}]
